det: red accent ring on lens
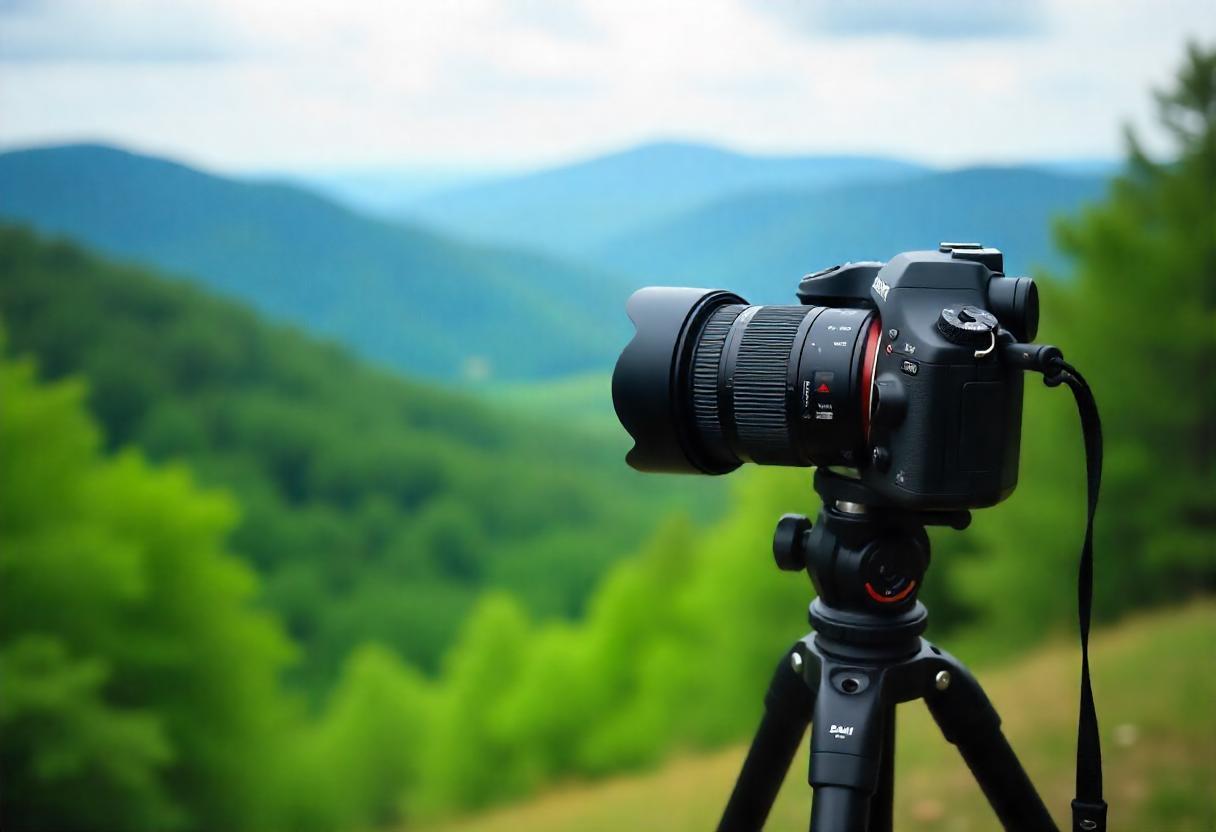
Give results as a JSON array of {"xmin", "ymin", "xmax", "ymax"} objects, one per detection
[
  {"xmin": 860, "ymin": 317, "xmax": 882, "ymax": 439},
  {"xmin": 865, "ymin": 580, "xmax": 917, "ymax": 604}
]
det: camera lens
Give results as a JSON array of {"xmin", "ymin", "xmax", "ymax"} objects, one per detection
[{"xmin": 613, "ymin": 288, "xmax": 880, "ymax": 474}]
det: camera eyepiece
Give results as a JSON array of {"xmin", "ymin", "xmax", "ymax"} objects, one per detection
[
  {"xmin": 988, "ymin": 275, "xmax": 1039, "ymax": 341},
  {"xmin": 612, "ymin": 287, "xmax": 879, "ymax": 474}
]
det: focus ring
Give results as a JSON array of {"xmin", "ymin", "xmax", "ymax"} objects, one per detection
[
  {"xmin": 691, "ymin": 304, "xmax": 745, "ymax": 451},
  {"xmin": 731, "ymin": 306, "xmax": 808, "ymax": 464}
]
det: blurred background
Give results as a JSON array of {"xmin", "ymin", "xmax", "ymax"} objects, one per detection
[{"xmin": 1, "ymin": 2, "xmax": 1213, "ymax": 830}]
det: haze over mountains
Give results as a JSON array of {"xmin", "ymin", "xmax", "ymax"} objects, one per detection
[
  {"xmin": 594, "ymin": 166, "xmax": 1108, "ymax": 302},
  {"xmin": 398, "ymin": 142, "xmax": 931, "ymax": 259},
  {"xmin": 281, "ymin": 166, "xmax": 500, "ymax": 219},
  {"xmin": 0, "ymin": 141, "xmax": 1109, "ymax": 382},
  {"xmin": 303, "ymin": 140, "xmax": 1108, "ymax": 299}
]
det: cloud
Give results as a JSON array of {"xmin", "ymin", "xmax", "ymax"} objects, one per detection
[
  {"xmin": 0, "ymin": 0, "xmax": 248, "ymax": 62},
  {"xmin": 0, "ymin": 0, "xmax": 1212, "ymax": 169},
  {"xmin": 499, "ymin": 0, "xmax": 603, "ymax": 42},
  {"xmin": 751, "ymin": 0, "xmax": 1046, "ymax": 40}
]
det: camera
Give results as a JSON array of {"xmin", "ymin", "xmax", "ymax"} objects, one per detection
[{"xmin": 612, "ymin": 243, "xmax": 1042, "ymax": 510}]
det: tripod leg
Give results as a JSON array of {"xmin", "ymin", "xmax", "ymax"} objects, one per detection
[
  {"xmin": 925, "ymin": 654, "xmax": 1058, "ymax": 832},
  {"xmin": 866, "ymin": 710, "xmax": 895, "ymax": 832},
  {"xmin": 807, "ymin": 674, "xmax": 888, "ymax": 832},
  {"xmin": 718, "ymin": 645, "xmax": 818, "ymax": 832}
]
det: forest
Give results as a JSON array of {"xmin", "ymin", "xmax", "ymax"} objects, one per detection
[
  {"xmin": 0, "ymin": 231, "xmax": 722, "ymax": 688},
  {"xmin": 1, "ymin": 43, "xmax": 1213, "ymax": 832}
]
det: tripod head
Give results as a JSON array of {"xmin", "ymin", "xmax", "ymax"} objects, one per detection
[{"xmin": 772, "ymin": 469, "xmax": 971, "ymax": 653}]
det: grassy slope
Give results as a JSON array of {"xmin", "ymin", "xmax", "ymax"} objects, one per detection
[{"xmin": 420, "ymin": 601, "xmax": 1216, "ymax": 832}]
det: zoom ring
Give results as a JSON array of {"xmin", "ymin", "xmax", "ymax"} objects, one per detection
[
  {"xmin": 691, "ymin": 304, "xmax": 745, "ymax": 448},
  {"xmin": 732, "ymin": 306, "xmax": 807, "ymax": 464}
]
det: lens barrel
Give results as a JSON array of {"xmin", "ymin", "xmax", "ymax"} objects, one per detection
[{"xmin": 613, "ymin": 288, "xmax": 878, "ymax": 474}]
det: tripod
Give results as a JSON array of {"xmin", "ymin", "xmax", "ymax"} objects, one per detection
[{"xmin": 718, "ymin": 470, "xmax": 1059, "ymax": 832}]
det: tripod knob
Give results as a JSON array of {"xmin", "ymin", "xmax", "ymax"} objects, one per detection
[{"xmin": 773, "ymin": 513, "xmax": 811, "ymax": 571}]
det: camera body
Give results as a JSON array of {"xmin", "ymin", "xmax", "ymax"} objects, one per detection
[
  {"xmin": 800, "ymin": 244, "xmax": 1032, "ymax": 509},
  {"xmin": 612, "ymin": 243, "xmax": 1042, "ymax": 512}
]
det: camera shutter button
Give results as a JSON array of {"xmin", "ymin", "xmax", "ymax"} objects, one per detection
[{"xmin": 937, "ymin": 306, "xmax": 998, "ymax": 346}]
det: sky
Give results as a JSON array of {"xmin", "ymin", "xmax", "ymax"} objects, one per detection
[{"xmin": 1, "ymin": 0, "xmax": 1213, "ymax": 172}]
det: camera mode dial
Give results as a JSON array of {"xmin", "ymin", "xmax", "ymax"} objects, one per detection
[{"xmin": 936, "ymin": 306, "xmax": 998, "ymax": 347}]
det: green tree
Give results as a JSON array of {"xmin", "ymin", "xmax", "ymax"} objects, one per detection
[
  {"xmin": 280, "ymin": 645, "xmax": 432, "ymax": 831},
  {"xmin": 0, "ymin": 348, "xmax": 297, "ymax": 831},
  {"xmin": 1054, "ymin": 41, "xmax": 1216, "ymax": 605},
  {"xmin": 957, "ymin": 43, "xmax": 1216, "ymax": 639},
  {"xmin": 417, "ymin": 593, "xmax": 535, "ymax": 812}
]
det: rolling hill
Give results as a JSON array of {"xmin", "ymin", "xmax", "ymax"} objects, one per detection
[
  {"xmin": 593, "ymin": 166, "xmax": 1110, "ymax": 303},
  {"xmin": 403, "ymin": 141, "xmax": 929, "ymax": 259},
  {"xmin": 0, "ymin": 144, "xmax": 630, "ymax": 382},
  {"xmin": 0, "ymin": 225, "xmax": 723, "ymax": 686}
]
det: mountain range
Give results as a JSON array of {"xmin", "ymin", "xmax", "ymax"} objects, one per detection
[
  {"xmin": 401, "ymin": 141, "xmax": 930, "ymax": 259},
  {"xmin": 0, "ymin": 141, "xmax": 1110, "ymax": 383},
  {"xmin": 0, "ymin": 144, "xmax": 628, "ymax": 382},
  {"xmin": 592, "ymin": 166, "xmax": 1109, "ymax": 302}
]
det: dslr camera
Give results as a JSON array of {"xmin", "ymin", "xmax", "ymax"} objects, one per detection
[{"xmin": 612, "ymin": 243, "xmax": 1046, "ymax": 510}]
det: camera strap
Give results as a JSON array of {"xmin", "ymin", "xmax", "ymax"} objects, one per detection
[{"xmin": 1044, "ymin": 358, "xmax": 1107, "ymax": 832}]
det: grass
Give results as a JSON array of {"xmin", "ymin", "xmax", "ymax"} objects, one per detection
[{"xmin": 418, "ymin": 601, "xmax": 1216, "ymax": 831}]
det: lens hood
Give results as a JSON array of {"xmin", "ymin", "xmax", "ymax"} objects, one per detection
[{"xmin": 612, "ymin": 287, "xmax": 746, "ymax": 474}]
